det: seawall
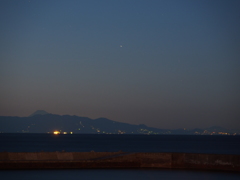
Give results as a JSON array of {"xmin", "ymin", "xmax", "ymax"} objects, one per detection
[{"xmin": 0, "ymin": 152, "xmax": 239, "ymax": 172}]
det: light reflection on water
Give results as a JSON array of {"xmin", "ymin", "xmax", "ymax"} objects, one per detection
[{"xmin": 0, "ymin": 169, "xmax": 239, "ymax": 180}]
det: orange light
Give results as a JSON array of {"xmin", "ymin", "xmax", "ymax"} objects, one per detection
[{"xmin": 53, "ymin": 131, "xmax": 60, "ymax": 135}]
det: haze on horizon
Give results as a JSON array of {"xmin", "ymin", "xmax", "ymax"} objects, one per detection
[{"xmin": 0, "ymin": 0, "xmax": 239, "ymax": 129}]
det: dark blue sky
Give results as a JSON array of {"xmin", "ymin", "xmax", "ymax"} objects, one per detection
[{"xmin": 1, "ymin": 0, "xmax": 240, "ymax": 129}]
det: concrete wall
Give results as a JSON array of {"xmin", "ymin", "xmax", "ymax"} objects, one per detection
[
  {"xmin": 0, "ymin": 152, "xmax": 239, "ymax": 172},
  {"xmin": 103, "ymin": 153, "xmax": 172, "ymax": 168},
  {"xmin": 172, "ymin": 153, "xmax": 240, "ymax": 171},
  {"xmin": 0, "ymin": 152, "xmax": 123, "ymax": 161}
]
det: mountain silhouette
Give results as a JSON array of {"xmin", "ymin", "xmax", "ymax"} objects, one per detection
[
  {"xmin": 0, "ymin": 110, "xmax": 238, "ymax": 134},
  {"xmin": 29, "ymin": 110, "xmax": 50, "ymax": 117}
]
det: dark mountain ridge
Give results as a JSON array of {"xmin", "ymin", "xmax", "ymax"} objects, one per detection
[
  {"xmin": 0, "ymin": 111, "xmax": 239, "ymax": 135},
  {"xmin": 29, "ymin": 110, "xmax": 50, "ymax": 117}
]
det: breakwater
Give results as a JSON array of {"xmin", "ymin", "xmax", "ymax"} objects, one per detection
[{"xmin": 0, "ymin": 152, "xmax": 239, "ymax": 172}]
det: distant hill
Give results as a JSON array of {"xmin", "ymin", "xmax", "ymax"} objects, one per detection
[
  {"xmin": 29, "ymin": 110, "xmax": 50, "ymax": 117},
  {"xmin": 0, "ymin": 111, "xmax": 239, "ymax": 135}
]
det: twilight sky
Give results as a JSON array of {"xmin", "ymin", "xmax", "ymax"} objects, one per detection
[{"xmin": 0, "ymin": 0, "xmax": 240, "ymax": 129}]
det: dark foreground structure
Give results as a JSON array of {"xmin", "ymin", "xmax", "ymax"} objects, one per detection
[{"xmin": 0, "ymin": 152, "xmax": 239, "ymax": 172}]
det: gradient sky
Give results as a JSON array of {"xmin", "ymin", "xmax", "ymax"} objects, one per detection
[{"xmin": 0, "ymin": 0, "xmax": 240, "ymax": 129}]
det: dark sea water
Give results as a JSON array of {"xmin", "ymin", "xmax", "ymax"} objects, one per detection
[
  {"xmin": 0, "ymin": 134, "xmax": 240, "ymax": 180},
  {"xmin": 1, "ymin": 169, "xmax": 240, "ymax": 180},
  {"xmin": 0, "ymin": 133, "xmax": 240, "ymax": 154}
]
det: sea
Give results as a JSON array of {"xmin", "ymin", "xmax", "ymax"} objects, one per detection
[{"xmin": 0, "ymin": 134, "xmax": 240, "ymax": 180}]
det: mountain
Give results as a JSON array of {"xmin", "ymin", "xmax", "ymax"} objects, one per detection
[
  {"xmin": 0, "ymin": 111, "xmax": 239, "ymax": 135},
  {"xmin": 29, "ymin": 110, "xmax": 50, "ymax": 117},
  {"xmin": 0, "ymin": 113, "xmax": 168, "ymax": 134}
]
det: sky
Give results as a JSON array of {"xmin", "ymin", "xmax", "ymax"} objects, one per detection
[{"xmin": 0, "ymin": 0, "xmax": 240, "ymax": 129}]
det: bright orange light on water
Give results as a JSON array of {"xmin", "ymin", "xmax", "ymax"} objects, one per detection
[{"xmin": 53, "ymin": 131, "xmax": 60, "ymax": 135}]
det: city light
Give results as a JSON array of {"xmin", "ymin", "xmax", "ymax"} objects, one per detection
[{"xmin": 53, "ymin": 131, "xmax": 60, "ymax": 135}]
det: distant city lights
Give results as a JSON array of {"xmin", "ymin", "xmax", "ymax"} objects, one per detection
[{"xmin": 53, "ymin": 131, "xmax": 73, "ymax": 135}]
